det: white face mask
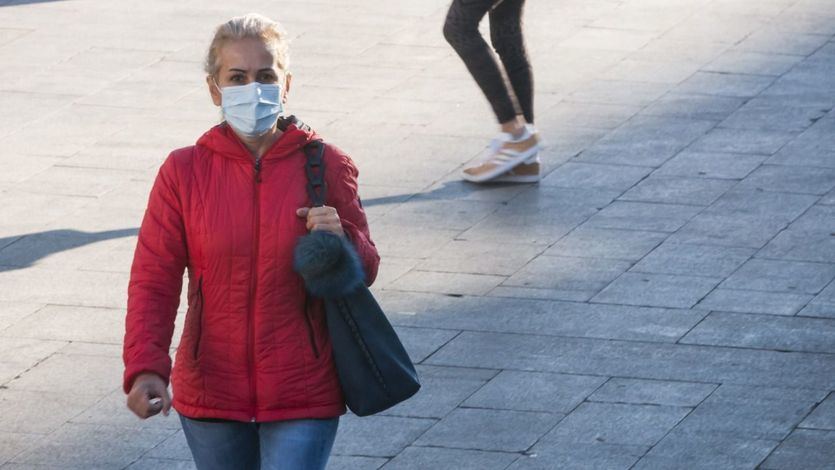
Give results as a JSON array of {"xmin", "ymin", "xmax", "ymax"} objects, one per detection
[{"xmin": 217, "ymin": 80, "xmax": 284, "ymax": 137}]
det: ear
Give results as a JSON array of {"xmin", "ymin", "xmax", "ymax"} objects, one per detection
[
  {"xmin": 207, "ymin": 75, "xmax": 222, "ymax": 107},
  {"xmin": 282, "ymin": 72, "xmax": 292, "ymax": 105}
]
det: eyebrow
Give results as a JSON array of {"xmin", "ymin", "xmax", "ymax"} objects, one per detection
[{"xmin": 227, "ymin": 68, "xmax": 276, "ymax": 73}]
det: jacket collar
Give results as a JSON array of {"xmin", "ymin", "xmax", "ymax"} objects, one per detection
[{"xmin": 196, "ymin": 116, "xmax": 318, "ymax": 162}]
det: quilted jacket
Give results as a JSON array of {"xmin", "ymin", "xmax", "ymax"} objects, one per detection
[{"xmin": 122, "ymin": 119, "xmax": 379, "ymax": 422}]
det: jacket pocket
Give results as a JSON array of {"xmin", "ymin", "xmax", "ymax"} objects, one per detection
[
  {"xmin": 191, "ymin": 275, "xmax": 205, "ymax": 361},
  {"xmin": 303, "ymin": 296, "xmax": 321, "ymax": 359}
]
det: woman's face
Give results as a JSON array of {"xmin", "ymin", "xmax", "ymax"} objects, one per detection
[{"xmin": 207, "ymin": 37, "xmax": 291, "ymax": 107}]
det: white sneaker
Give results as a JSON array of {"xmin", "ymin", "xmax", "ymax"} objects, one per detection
[
  {"xmin": 491, "ymin": 154, "xmax": 541, "ymax": 183},
  {"xmin": 462, "ymin": 125, "xmax": 541, "ymax": 183}
]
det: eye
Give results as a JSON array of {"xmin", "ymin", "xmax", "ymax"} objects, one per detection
[
  {"xmin": 229, "ymin": 74, "xmax": 245, "ymax": 83},
  {"xmin": 258, "ymin": 72, "xmax": 278, "ymax": 84}
]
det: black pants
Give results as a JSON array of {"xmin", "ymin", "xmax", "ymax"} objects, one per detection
[{"xmin": 443, "ymin": 0, "xmax": 533, "ymax": 124}]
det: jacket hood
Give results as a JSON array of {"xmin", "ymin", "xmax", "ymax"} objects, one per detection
[{"xmin": 196, "ymin": 118, "xmax": 319, "ymax": 162}]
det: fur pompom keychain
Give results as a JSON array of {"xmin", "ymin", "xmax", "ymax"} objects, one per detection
[{"xmin": 293, "ymin": 230, "xmax": 365, "ymax": 299}]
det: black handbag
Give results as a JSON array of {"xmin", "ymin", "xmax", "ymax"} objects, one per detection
[{"xmin": 293, "ymin": 138, "xmax": 420, "ymax": 417}]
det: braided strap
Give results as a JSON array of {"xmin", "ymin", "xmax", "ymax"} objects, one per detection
[
  {"xmin": 336, "ymin": 298, "xmax": 389, "ymax": 394},
  {"xmin": 304, "ymin": 140, "xmax": 327, "ymax": 207}
]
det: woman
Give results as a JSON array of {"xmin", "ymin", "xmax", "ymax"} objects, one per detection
[
  {"xmin": 122, "ymin": 13, "xmax": 379, "ymax": 470},
  {"xmin": 444, "ymin": 0, "xmax": 541, "ymax": 183}
]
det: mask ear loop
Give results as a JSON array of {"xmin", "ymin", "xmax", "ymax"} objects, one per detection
[{"xmin": 211, "ymin": 76, "xmax": 223, "ymax": 94}]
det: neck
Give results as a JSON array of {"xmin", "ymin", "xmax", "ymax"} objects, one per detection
[{"xmin": 236, "ymin": 125, "xmax": 283, "ymax": 160}]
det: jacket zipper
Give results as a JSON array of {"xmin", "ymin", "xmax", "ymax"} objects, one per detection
[
  {"xmin": 303, "ymin": 296, "xmax": 321, "ymax": 359},
  {"xmin": 192, "ymin": 275, "xmax": 204, "ymax": 361},
  {"xmin": 249, "ymin": 157, "xmax": 262, "ymax": 422}
]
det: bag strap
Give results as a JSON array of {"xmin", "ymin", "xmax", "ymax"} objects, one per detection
[{"xmin": 303, "ymin": 139, "xmax": 327, "ymax": 208}]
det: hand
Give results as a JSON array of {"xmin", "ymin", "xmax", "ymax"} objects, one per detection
[
  {"xmin": 296, "ymin": 206, "xmax": 344, "ymax": 237},
  {"xmin": 127, "ymin": 373, "xmax": 171, "ymax": 419}
]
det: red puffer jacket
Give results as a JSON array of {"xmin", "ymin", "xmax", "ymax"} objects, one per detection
[{"xmin": 123, "ymin": 120, "xmax": 379, "ymax": 422}]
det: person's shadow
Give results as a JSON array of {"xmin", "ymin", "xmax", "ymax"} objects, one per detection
[
  {"xmin": 360, "ymin": 180, "xmax": 525, "ymax": 208},
  {"xmin": 0, "ymin": 182, "xmax": 519, "ymax": 272},
  {"xmin": 0, "ymin": 228, "xmax": 138, "ymax": 272},
  {"xmin": 0, "ymin": 0, "xmax": 65, "ymax": 6}
]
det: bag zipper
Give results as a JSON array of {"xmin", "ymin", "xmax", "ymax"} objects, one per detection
[
  {"xmin": 248, "ymin": 157, "xmax": 263, "ymax": 422},
  {"xmin": 192, "ymin": 275, "xmax": 204, "ymax": 360}
]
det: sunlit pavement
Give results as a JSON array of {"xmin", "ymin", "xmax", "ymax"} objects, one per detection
[{"xmin": 1, "ymin": 0, "xmax": 835, "ymax": 468}]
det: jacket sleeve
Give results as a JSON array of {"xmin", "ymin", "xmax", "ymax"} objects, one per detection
[
  {"xmin": 123, "ymin": 155, "xmax": 188, "ymax": 394},
  {"xmin": 326, "ymin": 149, "xmax": 380, "ymax": 286}
]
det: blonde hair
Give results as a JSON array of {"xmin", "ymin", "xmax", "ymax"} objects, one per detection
[{"xmin": 205, "ymin": 13, "xmax": 290, "ymax": 77}]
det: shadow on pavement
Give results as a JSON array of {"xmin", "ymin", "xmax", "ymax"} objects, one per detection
[
  {"xmin": 361, "ymin": 180, "xmax": 526, "ymax": 208},
  {"xmin": 0, "ymin": 0, "xmax": 66, "ymax": 6},
  {"xmin": 0, "ymin": 228, "xmax": 138, "ymax": 272}
]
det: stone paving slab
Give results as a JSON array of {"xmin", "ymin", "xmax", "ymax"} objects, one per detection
[
  {"xmin": 697, "ymin": 288, "xmax": 814, "ymax": 316},
  {"xmin": 415, "ymin": 408, "xmax": 562, "ymax": 453},
  {"xmin": 380, "ymin": 373, "xmax": 485, "ymax": 420},
  {"xmin": 619, "ymin": 175, "xmax": 735, "ymax": 206},
  {"xmin": 633, "ymin": 430, "xmax": 779, "ymax": 470},
  {"xmin": 0, "ymin": 302, "xmax": 40, "ymax": 333},
  {"xmin": 416, "ymin": 240, "xmax": 543, "ymax": 277},
  {"xmin": 538, "ymin": 402, "xmax": 689, "ymax": 447},
  {"xmin": 688, "ymin": 127, "xmax": 799, "ymax": 155},
  {"xmin": 383, "ymin": 291, "xmax": 707, "ymax": 343},
  {"xmin": 719, "ymin": 99, "xmax": 828, "ymax": 132},
  {"xmin": 381, "ymin": 446, "xmax": 518, "ymax": 470},
  {"xmin": 458, "ymin": 208, "xmax": 591, "ymax": 246},
  {"xmin": 668, "ymin": 213, "xmax": 791, "ymax": 248},
  {"xmin": 736, "ymin": 164, "xmax": 835, "ymax": 195},
  {"xmin": 671, "ymin": 393, "xmax": 821, "ymax": 441},
  {"xmin": 592, "ymin": 272, "xmax": 721, "ymax": 309},
  {"xmin": 503, "ymin": 255, "xmax": 632, "ymax": 292},
  {"xmin": 0, "ymin": 432, "xmax": 39, "ymax": 468},
  {"xmin": 681, "ymin": 311, "xmax": 835, "ymax": 354},
  {"xmin": 588, "ymin": 378, "xmax": 717, "ymax": 408},
  {"xmin": 0, "ymin": 338, "xmax": 65, "ymax": 385},
  {"xmin": 583, "ymin": 201, "xmax": 702, "ymax": 232},
  {"xmin": 1, "ymin": 0, "xmax": 834, "ymax": 468},
  {"xmin": 760, "ymin": 429, "xmax": 835, "ymax": 470},
  {"xmin": 640, "ymin": 92, "xmax": 744, "ymax": 121},
  {"xmin": 541, "ymin": 161, "xmax": 653, "ymax": 192},
  {"xmin": 719, "ymin": 258, "xmax": 835, "ymax": 294},
  {"xmin": 544, "ymin": 227, "xmax": 667, "ymax": 261},
  {"xmin": 518, "ymin": 442, "xmax": 648, "ymax": 470},
  {"xmin": 652, "ymin": 150, "xmax": 766, "ymax": 179},
  {"xmin": 576, "ymin": 116, "xmax": 716, "ymax": 167},
  {"xmin": 629, "ymin": 241, "xmax": 755, "ymax": 278},
  {"xmin": 767, "ymin": 116, "xmax": 835, "ymax": 168},
  {"xmin": 9, "ymin": 423, "xmax": 176, "ymax": 469},
  {"xmin": 704, "ymin": 50, "xmax": 804, "ymax": 77},
  {"xmin": 427, "ymin": 331, "xmax": 835, "ymax": 389},
  {"xmin": 0, "ymin": 389, "xmax": 102, "ymax": 435},
  {"xmin": 144, "ymin": 430, "xmax": 191, "ymax": 462},
  {"xmin": 799, "ymin": 393, "xmax": 835, "ymax": 431},
  {"xmin": 331, "ymin": 415, "xmax": 436, "ymax": 458},
  {"xmin": 0, "ymin": 305, "xmax": 127, "ymax": 344},
  {"xmin": 125, "ymin": 459, "xmax": 196, "ymax": 470},
  {"xmin": 5, "ymin": 352, "xmax": 122, "ymax": 396},
  {"xmin": 758, "ymin": 228, "xmax": 835, "ymax": 265},
  {"xmin": 462, "ymin": 371, "xmax": 606, "ymax": 414},
  {"xmin": 388, "ymin": 270, "xmax": 506, "ymax": 297},
  {"xmin": 327, "ymin": 456, "xmax": 387, "ymax": 470}
]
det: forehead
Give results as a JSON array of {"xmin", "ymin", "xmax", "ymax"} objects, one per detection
[{"xmin": 217, "ymin": 37, "xmax": 276, "ymax": 71}]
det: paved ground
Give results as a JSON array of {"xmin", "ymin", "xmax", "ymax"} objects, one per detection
[{"xmin": 0, "ymin": 0, "xmax": 834, "ymax": 468}]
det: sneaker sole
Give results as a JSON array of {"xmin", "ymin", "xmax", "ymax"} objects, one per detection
[
  {"xmin": 490, "ymin": 173, "xmax": 541, "ymax": 184},
  {"xmin": 461, "ymin": 146, "xmax": 541, "ymax": 183}
]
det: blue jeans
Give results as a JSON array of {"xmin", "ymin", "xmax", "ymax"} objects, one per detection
[{"xmin": 179, "ymin": 415, "xmax": 339, "ymax": 470}]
